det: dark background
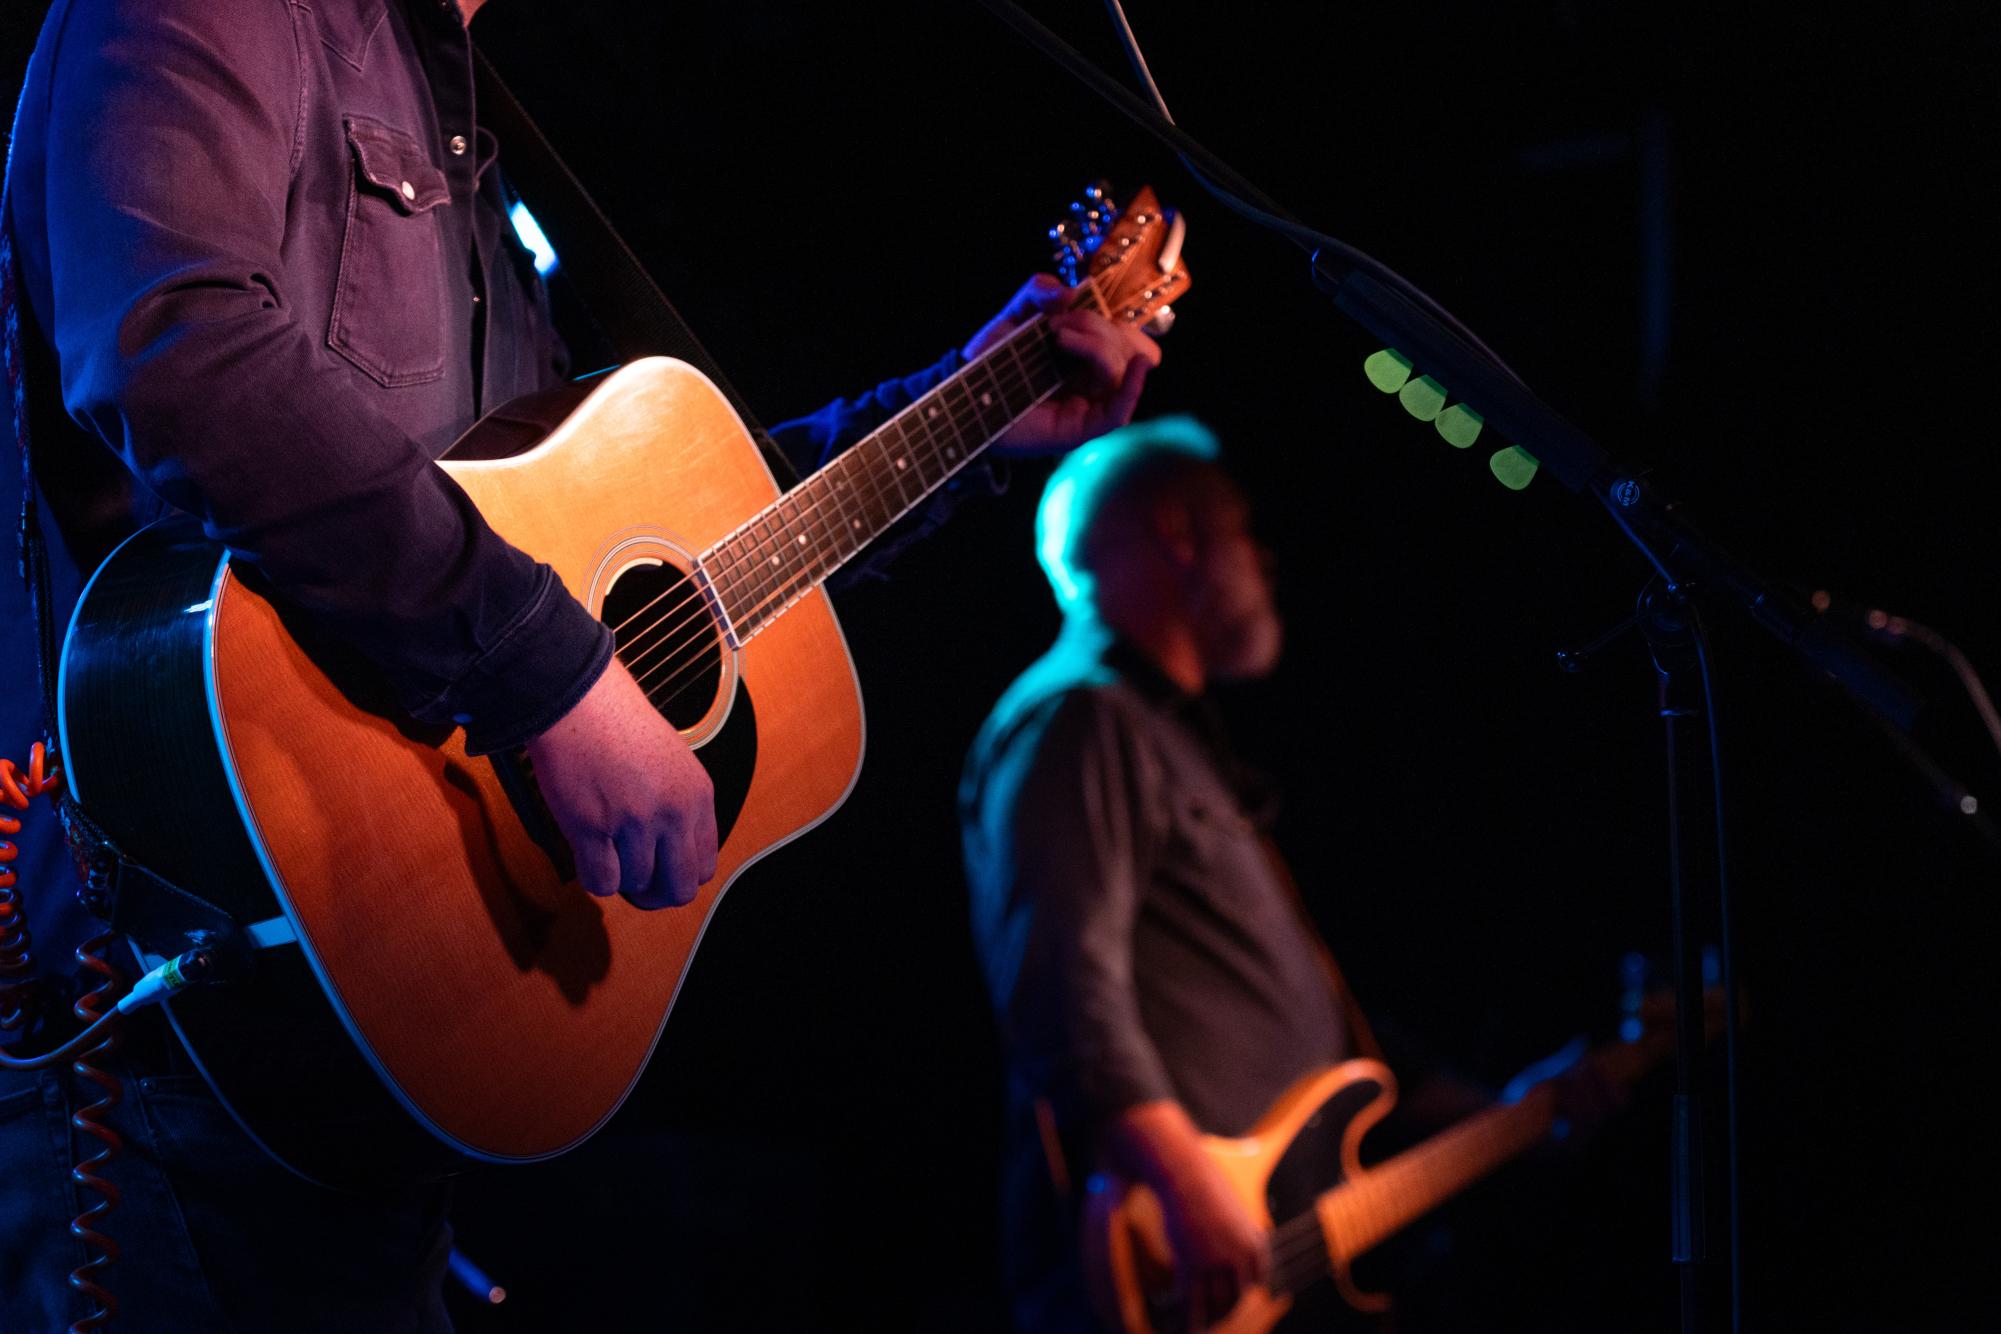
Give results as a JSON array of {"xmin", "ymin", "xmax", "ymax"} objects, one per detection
[{"xmin": 7, "ymin": 1, "xmax": 1999, "ymax": 1329}]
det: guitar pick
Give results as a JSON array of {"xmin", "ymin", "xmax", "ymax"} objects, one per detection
[
  {"xmin": 1398, "ymin": 375, "xmax": 1448, "ymax": 422},
  {"xmin": 1435, "ymin": 403, "xmax": 1484, "ymax": 448},
  {"xmin": 1363, "ymin": 347, "xmax": 1414, "ymax": 393},
  {"xmin": 1488, "ymin": 445, "xmax": 1540, "ymax": 490}
]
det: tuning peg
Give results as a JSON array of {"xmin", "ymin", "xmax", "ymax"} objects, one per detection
[
  {"xmin": 1144, "ymin": 305, "xmax": 1176, "ymax": 336},
  {"xmin": 1048, "ymin": 221, "xmax": 1085, "ymax": 286}
]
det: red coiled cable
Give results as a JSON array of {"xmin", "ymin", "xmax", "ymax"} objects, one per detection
[
  {"xmin": 0, "ymin": 742, "xmax": 56, "ymax": 1034},
  {"xmin": 1, "ymin": 744, "xmax": 126, "ymax": 1333},
  {"xmin": 67, "ymin": 926, "xmax": 125, "ymax": 1332}
]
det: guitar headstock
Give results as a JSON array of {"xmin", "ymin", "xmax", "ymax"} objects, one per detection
[{"xmin": 1050, "ymin": 182, "xmax": 1189, "ymax": 335}]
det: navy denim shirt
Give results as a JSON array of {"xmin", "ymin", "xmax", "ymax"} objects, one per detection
[{"xmin": 2, "ymin": 0, "xmax": 963, "ymax": 1032}]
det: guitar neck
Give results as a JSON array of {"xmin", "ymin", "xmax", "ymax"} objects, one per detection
[
  {"xmin": 1315, "ymin": 1086, "xmax": 1557, "ymax": 1268},
  {"xmin": 696, "ymin": 294, "xmax": 1095, "ymax": 644},
  {"xmin": 1264, "ymin": 1088, "xmax": 1560, "ymax": 1301}
]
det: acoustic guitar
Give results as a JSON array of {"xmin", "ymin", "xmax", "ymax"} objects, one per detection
[
  {"xmin": 58, "ymin": 187, "xmax": 1189, "ymax": 1188},
  {"xmin": 1082, "ymin": 990, "xmax": 1712, "ymax": 1334}
]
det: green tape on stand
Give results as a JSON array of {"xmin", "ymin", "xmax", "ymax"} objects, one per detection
[
  {"xmin": 1398, "ymin": 375, "xmax": 1448, "ymax": 421},
  {"xmin": 1435, "ymin": 403, "xmax": 1484, "ymax": 448},
  {"xmin": 1363, "ymin": 347, "xmax": 1415, "ymax": 393},
  {"xmin": 1488, "ymin": 445, "xmax": 1541, "ymax": 490}
]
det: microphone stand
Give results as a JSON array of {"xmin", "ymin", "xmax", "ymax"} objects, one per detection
[{"xmin": 967, "ymin": 2, "xmax": 2001, "ymax": 1329}]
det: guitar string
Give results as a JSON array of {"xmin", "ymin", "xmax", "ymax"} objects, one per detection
[
  {"xmin": 621, "ymin": 334, "xmax": 1064, "ymax": 713},
  {"xmin": 1255, "ymin": 1095, "xmax": 1552, "ymax": 1296},
  {"xmin": 595, "ymin": 317, "xmax": 1043, "ymax": 652},
  {"xmin": 603, "ymin": 262, "xmax": 1117, "ymax": 657},
  {"xmin": 612, "ymin": 329, "xmax": 1055, "ymax": 696},
  {"xmin": 596, "ymin": 265, "xmax": 1117, "ymax": 681},
  {"xmin": 1165, "ymin": 1087, "xmax": 1571, "ymax": 1308},
  {"xmin": 707, "ymin": 270, "xmax": 1113, "ymax": 610},
  {"xmin": 660, "ymin": 329, "xmax": 1057, "ymax": 661},
  {"xmin": 688, "ymin": 329, "xmax": 1058, "ymax": 656},
  {"xmin": 596, "ymin": 281, "xmax": 1096, "ymax": 648},
  {"xmin": 702, "ymin": 310, "xmax": 1065, "ymax": 633},
  {"xmin": 616, "ymin": 326, "xmax": 1064, "ymax": 700},
  {"xmin": 630, "ymin": 343, "xmax": 1063, "ymax": 716},
  {"xmin": 595, "ymin": 319, "xmax": 1059, "ymax": 696},
  {"xmin": 599, "ymin": 329, "xmax": 1055, "ymax": 709},
  {"xmin": 623, "ymin": 326, "xmax": 1055, "ymax": 681},
  {"xmin": 576, "ymin": 263, "xmax": 1131, "ymax": 719}
]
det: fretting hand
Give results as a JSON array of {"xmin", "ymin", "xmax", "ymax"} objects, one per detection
[{"xmin": 961, "ymin": 274, "xmax": 1162, "ymax": 456}]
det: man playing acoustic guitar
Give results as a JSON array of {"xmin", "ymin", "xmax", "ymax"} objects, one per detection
[{"xmin": 1, "ymin": 0, "xmax": 1157, "ymax": 1329}]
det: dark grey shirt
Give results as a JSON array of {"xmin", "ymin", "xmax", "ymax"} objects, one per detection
[
  {"xmin": 963, "ymin": 625, "xmax": 1347, "ymax": 1140},
  {"xmin": 962, "ymin": 625, "xmax": 1348, "ymax": 1317}
]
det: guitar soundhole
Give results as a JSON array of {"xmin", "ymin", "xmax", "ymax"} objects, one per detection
[{"xmin": 601, "ymin": 560, "xmax": 726, "ymax": 731}]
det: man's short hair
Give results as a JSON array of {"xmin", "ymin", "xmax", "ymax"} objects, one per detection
[{"xmin": 1034, "ymin": 414, "xmax": 1222, "ymax": 610}]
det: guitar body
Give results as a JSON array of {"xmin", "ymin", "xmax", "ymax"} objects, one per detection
[
  {"xmin": 59, "ymin": 360, "xmax": 864, "ymax": 1187},
  {"xmin": 1084, "ymin": 1060, "xmax": 1397, "ymax": 1334},
  {"xmin": 56, "ymin": 185, "xmax": 1192, "ymax": 1187}
]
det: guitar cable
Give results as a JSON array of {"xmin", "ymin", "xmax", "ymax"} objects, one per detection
[{"xmin": 5, "ymin": 742, "xmax": 224, "ymax": 1333}]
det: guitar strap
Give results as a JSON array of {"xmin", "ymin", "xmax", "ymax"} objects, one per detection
[
  {"xmin": 1258, "ymin": 835, "xmax": 1386, "ymax": 1065},
  {"xmin": 5, "ymin": 133, "xmax": 240, "ymax": 957},
  {"xmin": 471, "ymin": 47, "xmax": 798, "ymax": 486}
]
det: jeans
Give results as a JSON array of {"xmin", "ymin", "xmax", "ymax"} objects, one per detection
[{"xmin": 1, "ymin": 1015, "xmax": 452, "ymax": 1334}]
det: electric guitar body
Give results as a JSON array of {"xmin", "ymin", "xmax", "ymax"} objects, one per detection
[
  {"xmin": 57, "ymin": 188, "xmax": 1189, "ymax": 1187},
  {"xmin": 1084, "ymin": 987, "xmax": 1719, "ymax": 1334},
  {"xmin": 1083, "ymin": 1061, "xmax": 1396, "ymax": 1334}
]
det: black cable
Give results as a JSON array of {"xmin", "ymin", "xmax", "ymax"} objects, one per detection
[
  {"xmin": 967, "ymin": 0, "xmax": 1529, "ymax": 385},
  {"xmin": 1688, "ymin": 608, "xmax": 1743, "ymax": 1334}
]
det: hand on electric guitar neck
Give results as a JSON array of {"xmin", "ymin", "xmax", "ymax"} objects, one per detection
[
  {"xmin": 525, "ymin": 656, "xmax": 719, "ymax": 910},
  {"xmin": 963, "ymin": 274, "xmax": 1162, "ymax": 456}
]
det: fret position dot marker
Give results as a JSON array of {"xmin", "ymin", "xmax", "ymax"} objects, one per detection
[
  {"xmin": 797, "ymin": 534, "xmax": 807, "ymax": 545},
  {"xmin": 980, "ymin": 393, "xmax": 992, "ymax": 406},
  {"xmin": 896, "ymin": 458, "xmax": 907, "ymax": 470}
]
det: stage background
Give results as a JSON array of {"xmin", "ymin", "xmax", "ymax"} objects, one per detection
[{"xmin": 6, "ymin": 2, "xmax": 1996, "ymax": 1329}]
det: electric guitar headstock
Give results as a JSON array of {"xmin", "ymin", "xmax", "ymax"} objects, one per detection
[{"xmin": 1049, "ymin": 181, "xmax": 1189, "ymax": 334}]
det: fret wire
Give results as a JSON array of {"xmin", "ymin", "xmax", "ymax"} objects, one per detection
[
  {"xmin": 731, "ymin": 343, "xmax": 1067, "ymax": 633},
  {"xmin": 898, "ymin": 396, "xmax": 948, "ymax": 485},
  {"xmin": 715, "ymin": 313, "xmax": 1057, "ymax": 592},
  {"xmin": 880, "ymin": 419, "xmax": 926, "ymax": 509},
  {"xmin": 711, "ymin": 314, "xmax": 1073, "ymax": 637}
]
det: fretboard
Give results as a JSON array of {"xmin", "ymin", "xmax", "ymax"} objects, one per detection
[
  {"xmin": 697, "ymin": 308, "xmax": 1077, "ymax": 644},
  {"xmin": 1269, "ymin": 1087, "xmax": 1559, "ymax": 1298}
]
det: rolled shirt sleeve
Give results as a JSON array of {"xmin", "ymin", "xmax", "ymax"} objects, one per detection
[{"xmin": 32, "ymin": 0, "xmax": 609, "ymax": 754}]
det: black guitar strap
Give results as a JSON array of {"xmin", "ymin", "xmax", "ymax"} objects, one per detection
[
  {"xmin": 6, "ymin": 148, "xmax": 237, "ymax": 954},
  {"xmin": 471, "ymin": 47, "xmax": 797, "ymax": 486}
]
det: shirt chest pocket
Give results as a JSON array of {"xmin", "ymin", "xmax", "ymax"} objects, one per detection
[
  {"xmin": 1164, "ymin": 788, "xmax": 1261, "ymax": 887},
  {"xmin": 330, "ymin": 114, "xmax": 452, "ymax": 388}
]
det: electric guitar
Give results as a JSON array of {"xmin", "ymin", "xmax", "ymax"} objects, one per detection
[
  {"xmin": 58, "ymin": 186, "xmax": 1189, "ymax": 1188},
  {"xmin": 1082, "ymin": 989, "xmax": 1717, "ymax": 1334}
]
